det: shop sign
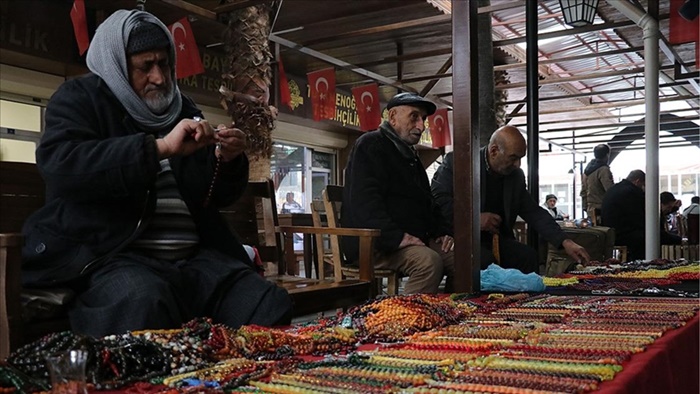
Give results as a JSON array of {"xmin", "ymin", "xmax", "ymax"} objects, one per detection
[{"xmin": 0, "ymin": 1, "xmax": 78, "ymax": 62}]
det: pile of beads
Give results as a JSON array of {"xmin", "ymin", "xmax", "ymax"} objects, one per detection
[{"xmin": 349, "ymin": 294, "xmax": 476, "ymax": 342}]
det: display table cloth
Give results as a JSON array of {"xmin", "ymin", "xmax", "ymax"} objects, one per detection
[{"xmin": 2, "ymin": 293, "xmax": 698, "ymax": 394}]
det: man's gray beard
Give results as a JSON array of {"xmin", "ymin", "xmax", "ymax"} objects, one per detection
[{"xmin": 144, "ymin": 85, "xmax": 175, "ymax": 114}]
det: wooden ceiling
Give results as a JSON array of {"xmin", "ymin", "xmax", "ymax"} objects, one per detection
[{"xmin": 4, "ymin": 0, "xmax": 699, "ymax": 154}]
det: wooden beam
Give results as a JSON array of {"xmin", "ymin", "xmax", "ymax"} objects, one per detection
[
  {"xmin": 420, "ymin": 56, "xmax": 452, "ymax": 97},
  {"xmin": 451, "ymin": 0, "xmax": 480, "ymax": 294},
  {"xmin": 401, "ymin": 72, "xmax": 452, "ymax": 84},
  {"xmin": 214, "ymin": 0, "xmax": 274, "ymax": 14},
  {"xmin": 300, "ymin": 14, "xmax": 451, "ymax": 47},
  {"xmin": 355, "ymin": 47, "xmax": 452, "ymax": 68},
  {"xmin": 159, "ymin": 0, "xmax": 217, "ymax": 19}
]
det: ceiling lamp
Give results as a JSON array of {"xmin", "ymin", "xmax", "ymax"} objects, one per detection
[{"xmin": 559, "ymin": 0, "xmax": 600, "ymax": 27}]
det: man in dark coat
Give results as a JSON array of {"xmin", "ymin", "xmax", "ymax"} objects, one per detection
[
  {"xmin": 21, "ymin": 9, "xmax": 292, "ymax": 337},
  {"xmin": 342, "ymin": 93, "xmax": 454, "ymax": 294},
  {"xmin": 431, "ymin": 126, "xmax": 590, "ymax": 273},
  {"xmin": 601, "ymin": 170, "xmax": 646, "ymax": 260}
]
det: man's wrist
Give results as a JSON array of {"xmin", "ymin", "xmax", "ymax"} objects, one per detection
[{"xmin": 156, "ymin": 138, "xmax": 172, "ymax": 159}]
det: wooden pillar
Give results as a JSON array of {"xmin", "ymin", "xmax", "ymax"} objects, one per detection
[
  {"xmin": 526, "ymin": 0, "xmax": 540, "ymax": 251},
  {"xmin": 451, "ymin": 0, "xmax": 480, "ymax": 294}
]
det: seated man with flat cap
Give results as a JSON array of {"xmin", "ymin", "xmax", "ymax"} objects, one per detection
[
  {"xmin": 342, "ymin": 92, "xmax": 455, "ymax": 294},
  {"xmin": 21, "ymin": 9, "xmax": 292, "ymax": 338}
]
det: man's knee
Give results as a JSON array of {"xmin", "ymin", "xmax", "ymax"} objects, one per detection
[{"xmin": 404, "ymin": 246, "xmax": 443, "ymax": 275}]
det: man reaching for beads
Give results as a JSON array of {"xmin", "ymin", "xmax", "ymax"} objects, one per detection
[
  {"xmin": 431, "ymin": 126, "xmax": 590, "ymax": 274},
  {"xmin": 21, "ymin": 9, "xmax": 292, "ymax": 337}
]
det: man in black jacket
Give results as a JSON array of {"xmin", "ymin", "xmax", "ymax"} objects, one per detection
[
  {"xmin": 431, "ymin": 126, "xmax": 589, "ymax": 273},
  {"xmin": 21, "ymin": 9, "xmax": 292, "ymax": 337},
  {"xmin": 342, "ymin": 93, "xmax": 454, "ymax": 294},
  {"xmin": 601, "ymin": 170, "xmax": 646, "ymax": 260}
]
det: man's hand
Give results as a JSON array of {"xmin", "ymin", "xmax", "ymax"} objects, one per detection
[
  {"xmin": 399, "ymin": 233, "xmax": 425, "ymax": 249},
  {"xmin": 435, "ymin": 235, "xmax": 454, "ymax": 253},
  {"xmin": 562, "ymin": 239, "xmax": 590, "ymax": 264},
  {"xmin": 480, "ymin": 213, "xmax": 502, "ymax": 234},
  {"xmin": 214, "ymin": 123, "xmax": 247, "ymax": 162},
  {"xmin": 157, "ymin": 118, "xmax": 218, "ymax": 159}
]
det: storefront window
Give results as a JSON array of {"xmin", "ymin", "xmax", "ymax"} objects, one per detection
[{"xmin": 270, "ymin": 143, "xmax": 336, "ymax": 214}]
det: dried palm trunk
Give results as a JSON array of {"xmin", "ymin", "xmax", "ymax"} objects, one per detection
[{"xmin": 220, "ymin": 2, "xmax": 277, "ymax": 180}]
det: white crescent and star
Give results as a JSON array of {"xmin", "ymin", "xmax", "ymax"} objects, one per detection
[
  {"xmin": 170, "ymin": 22, "xmax": 187, "ymax": 51},
  {"xmin": 433, "ymin": 114, "xmax": 445, "ymax": 131},
  {"xmin": 315, "ymin": 77, "xmax": 329, "ymax": 100},
  {"xmin": 360, "ymin": 91, "xmax": 374, "ymax": 112}
]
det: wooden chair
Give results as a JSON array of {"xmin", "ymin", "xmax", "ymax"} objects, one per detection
[
  {"xmin": 219, "ymin": 179, "xmax": 380, "ymax": 316},
  {"xmin": 0, "ymin": 162, "xmax": 72, "ymax": 360},
  {"xmin": 320, "ymin": 185, "xmax": 402, "ymax": 296}
]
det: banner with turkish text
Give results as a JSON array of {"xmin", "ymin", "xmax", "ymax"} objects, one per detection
[
  {"xmin": 70, "ymin": 0, "xmax": 89, "ymax": 55},
  {"xmin": 351, "ymin": 83, "xmax": 381, "ymax": 131},
  {"xmin": 670, "ymin": 0, "xmax": 699, "ymax": 44},
  {"xmin": 168, "ymin": 17, "xmax": 205, "ymax": 79},
  {"xmin": 428, "ymin": 108, "xmax": 451, "ymax": 148},
  {"xmin": 278, "ymin": 58, "xmax": 292, "ymax": 110},
  {"xmin": 307, "ymin": 68, "xmax": 336, "ymax": 121}
]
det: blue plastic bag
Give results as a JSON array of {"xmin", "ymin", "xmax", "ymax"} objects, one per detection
[{"xmin": 480, "ymin": 263, "xmax": 545, "ymax": 292}]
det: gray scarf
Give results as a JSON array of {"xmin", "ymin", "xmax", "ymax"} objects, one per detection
[{"xmin": 86, "ymin": 9, "xmax": 182, "ymax": 130}]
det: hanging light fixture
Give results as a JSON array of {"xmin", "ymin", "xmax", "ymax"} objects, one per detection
[{"xmin": 559, "ymin": 0, "xmax": 600, "ymax": 27}]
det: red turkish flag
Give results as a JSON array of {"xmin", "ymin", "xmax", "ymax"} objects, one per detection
[
  {"xmin": 168, "ymin": 18, "xmax": 204, "ymax": 79},
  {"xmin": 70, "ymin": 0, "xmax": 89, "ymax": 55},
  {"xmin": 278, "ymin": 58, "xmax": 292, "ymax": 110},
  {"xmin": 351, "ymin": 83, "xmax": 381, "ymax": 131},
  {"xmin": 428, "ymin": 108, "xmax": 451, "ymax": 148},
  {"xmin": 307, "ymin": 68, "xmax": 336, "ymax": 121},
  {"xmin": 670, "ymin": 0, "xmax": 699, "ymax": 44}
]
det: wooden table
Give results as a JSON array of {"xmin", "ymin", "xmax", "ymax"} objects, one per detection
[{"xmin": 278, "ymin": 213, "xmax": 317, "ymax": 278}]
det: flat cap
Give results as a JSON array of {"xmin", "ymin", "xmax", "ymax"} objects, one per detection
[{"xmin": 386, "ymin": 92, "xmax": 436, "ymax": 116}]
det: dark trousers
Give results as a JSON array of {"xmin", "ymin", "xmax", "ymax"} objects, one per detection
[
  {"xmin": 68, "ymin": 248, "xmax": 293, "ymax": 337},
  {"xmin": 480, "ymin": 236, "xmax": 539, "ymax": 274}
]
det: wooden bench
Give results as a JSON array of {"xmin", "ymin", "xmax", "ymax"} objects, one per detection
[
  {"xmin": 662, "ymin": 244, "xmax": 700, "ymax": 261},
  {"xmin": 0, "ymin": 162, "xmax": 378, "ymax": 358}
]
